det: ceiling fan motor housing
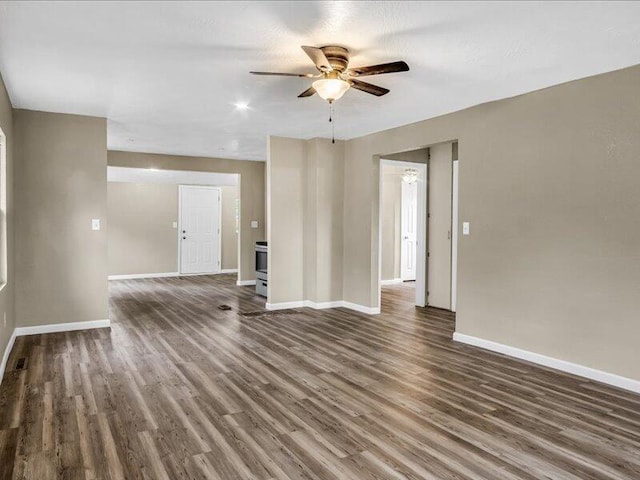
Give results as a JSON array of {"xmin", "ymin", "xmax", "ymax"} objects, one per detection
[{"xmin": 320, "ymin": 46, "xmax": 350, "ymax": 73}]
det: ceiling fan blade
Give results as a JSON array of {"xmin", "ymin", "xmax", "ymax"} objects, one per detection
[
  {"xmin": 350, "ymin": 79, "xmax": 390, "ymax": 97},
  {"xmin": 301, "ymin": 46, "xmax": 333, "ymax": 72},
  {"xmin": 349, "ymin": 61, "xmax": 409, "ymax": 77},
  {"xmin": 298, "ymin": 86, "xmax": 316, "ymax": 98},
  {"xmin": 250, "ymin": 71, "xmax": 316, "ymax": 78}
]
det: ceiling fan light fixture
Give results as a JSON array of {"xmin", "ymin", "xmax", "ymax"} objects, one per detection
[{"xmin": 312, "ymin": 78, "xmax": 350, "ymax": 102}]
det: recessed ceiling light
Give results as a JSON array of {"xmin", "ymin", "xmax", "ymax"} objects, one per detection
[
  {"xmin": 234, "ymin": 101, "xmax": 249, "ymax": 110},
  {"xmin": 148, "ymin": 168, "xmax": 159, "ymax": 172}
]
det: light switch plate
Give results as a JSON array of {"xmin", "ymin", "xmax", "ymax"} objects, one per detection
[
  {"xmin": 92, "ymin": 219, "xmax": 101, "ymax": 231},
  {"xmin": 251, "ymin": 220, "xmax": 259, "ymax": 229},
  {"xmin": 462, "ymin": 222, "xmax": 470, "ymax": 235},
  {"xmin": 172, "ymin": 221, "xmax": 178, "ymax": 228}
]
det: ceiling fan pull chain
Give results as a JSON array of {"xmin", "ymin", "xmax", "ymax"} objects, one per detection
[{"xmin": 330, "ymin": 102, "xmax": 336, "ymax": 144}]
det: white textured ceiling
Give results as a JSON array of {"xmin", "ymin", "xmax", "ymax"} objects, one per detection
[
  {"xmin": 107, "ymin": 167, "xmax": 238, "ymax": 186},
  {"xmin": 1, "ymin": 1, "xmax": 640, "ymax": 161}
]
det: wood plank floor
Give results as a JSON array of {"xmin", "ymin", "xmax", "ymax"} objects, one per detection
[{"xmin": 1, "ymin": 274, "xmax": 639, "ymax": 479}]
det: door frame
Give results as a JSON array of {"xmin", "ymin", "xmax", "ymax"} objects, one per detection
[
  {"xmin": 379, "ymin": 159, "xmax": 427, "ymax": 307},
  {"xmin": 178, "ymin": 185, "xmax": 222, "ymax": 275},
  {"xmin": 451, "ymin": 160, "xmax": 459, "ymax": 312}
]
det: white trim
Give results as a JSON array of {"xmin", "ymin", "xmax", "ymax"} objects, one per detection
[
  {"xmin": 109, "ymin": 272, "xmax": 179, "ymax": 280},
  {"xmin": 453, "ymin": 332, "xmax": 640, "ymax": 394},
  {"xmin": 220, "ymin": 268, "xmax": 238, "ymax": 274},
  {"xmin": 15, "ymin": 319, "xmax": 111, "ymax": 337},
  {"xmin": 266, "ymin": 300, "xmax": 380, "ymax": 315},
  {"xmin": 0, "ymin": 328, "xmax": 16, "ymax": 383},
  {"xmin": 381, "ymin": 278, "xmax": 403, "ymax": 286},
  {"xmin": 236, "ymin": 279, "xmax": 256, "ymax": 286},
  {"xmin": 451, "ymin": 160, "xmax": 459, "ymax": 312},
  {"xmin": 379, "ymin": 159, "xmax": 427, "ymax": 309}
]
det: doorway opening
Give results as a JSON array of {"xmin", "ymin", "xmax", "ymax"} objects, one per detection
[
  {"xmin": 378, "ymin": 142, "xmax": 459, "ymax": 312},
  {"xmin": 380, "ymin": 157, "xmax": 427, "ymax": 307},
  {"xmin": 106, "ymin": 167, "xmax": 240, "ymax": 281}
]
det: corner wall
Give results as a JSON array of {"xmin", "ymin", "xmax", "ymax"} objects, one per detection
[
  {"xmin": 267, "ymin": 136, "xmax": 345, "ymax": 307},
  {"xmin": 305, "ymin": 138, "xmax": 344, "ymax": 303},
  {"xmin": 267, "ymin": 137, "xmax": 305, "ymax": 304},
  {"xmin": 15, "ymin": 110, "xmax": 108, "ymax": 328},
  {"xmin": 0, "ymin": 73, "xmax": 15, "ymax": 378}
]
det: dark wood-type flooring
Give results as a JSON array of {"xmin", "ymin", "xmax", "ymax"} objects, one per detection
[{"xmin": 1, "ymin": 274, "xmax": 639, "ymax": 479}]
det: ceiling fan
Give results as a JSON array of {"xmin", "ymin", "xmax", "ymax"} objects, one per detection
[{"xmin": 250, "ymin": 45, "xmax": 409, "ymax": 103}]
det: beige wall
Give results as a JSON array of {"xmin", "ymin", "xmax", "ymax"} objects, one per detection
[
  {"xmin": 220, "ymin": 185, "xmax": 239, "ymax": 270},
  {"xmin": 108, "ymin": 182, "xmax": 238, "ymax": 276},
  {"xmin": 0, "ymin": 73, "xmax": 15, "ymax": 370},
  {"xmin": 108, "ymin": 183, "xmax": 178, "ymax": 276},
  {"xmin": 267, "ymin": 137, "xmax": 305, "ymax": 304},
  {"xmin": 385, "ymin": 149, "xmax": 429, "ymax": 164},
  {"xmin": 343, "ymin": 64, "xmax": 640, "ymax": 381},
  {"xmin": 15, "ymin": 110, "xmax": 108, "ymax": 327},
  {"xmin": 107, "ymin": 151, "xmax": 263, "ymax": 282},
  {"xmin": 380, "ymin": 166, "xmax": 402, "ymax": 281}
]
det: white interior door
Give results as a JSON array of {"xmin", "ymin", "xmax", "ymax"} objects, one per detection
[
  {"xmin": 401, "ymin": 181, "xmax": 418, "ymax": 281},
  {"xmin": 179, "ymin": 186, "xmax": 221, "ymax": 274}
]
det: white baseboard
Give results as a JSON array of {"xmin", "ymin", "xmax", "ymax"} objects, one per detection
[
  {"xmin": 109, "ymin": 272, "xmax": 179, "ymax": 280},
  {"xmin": 341, "ymin": 302, "xmax": 381, "ymax": 315},
  {"xmin": 237, "ymin": 280, "xmax": 256, "ymax": 286},
  {"xmin": 15, "ymin": 319, "xmax": 111, "ymax": 337},
  {"xmin": 266, "ymin": 301, "xmax": 305, "ymax": 310},
  {"xmin": 110, "ymin": 270, "xmax": 238, "ymax": 280},
  {"xmin": 0, "ymin": 328, "xmax": 17, "ymax": 382},
  {"xmin": 266, "ymin": 300, "xmax": 380, "ymax": 315},
  {"xmin": 304, "ymin": 300, "xmax": 344, "ymax": 309},
  {"xmin": 381, "ymin": 278, "xmax": 403, "ymax": 286},
  {"xmin": 453, "ymin": 332, "xmax": 640, "ymax": 394}
]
